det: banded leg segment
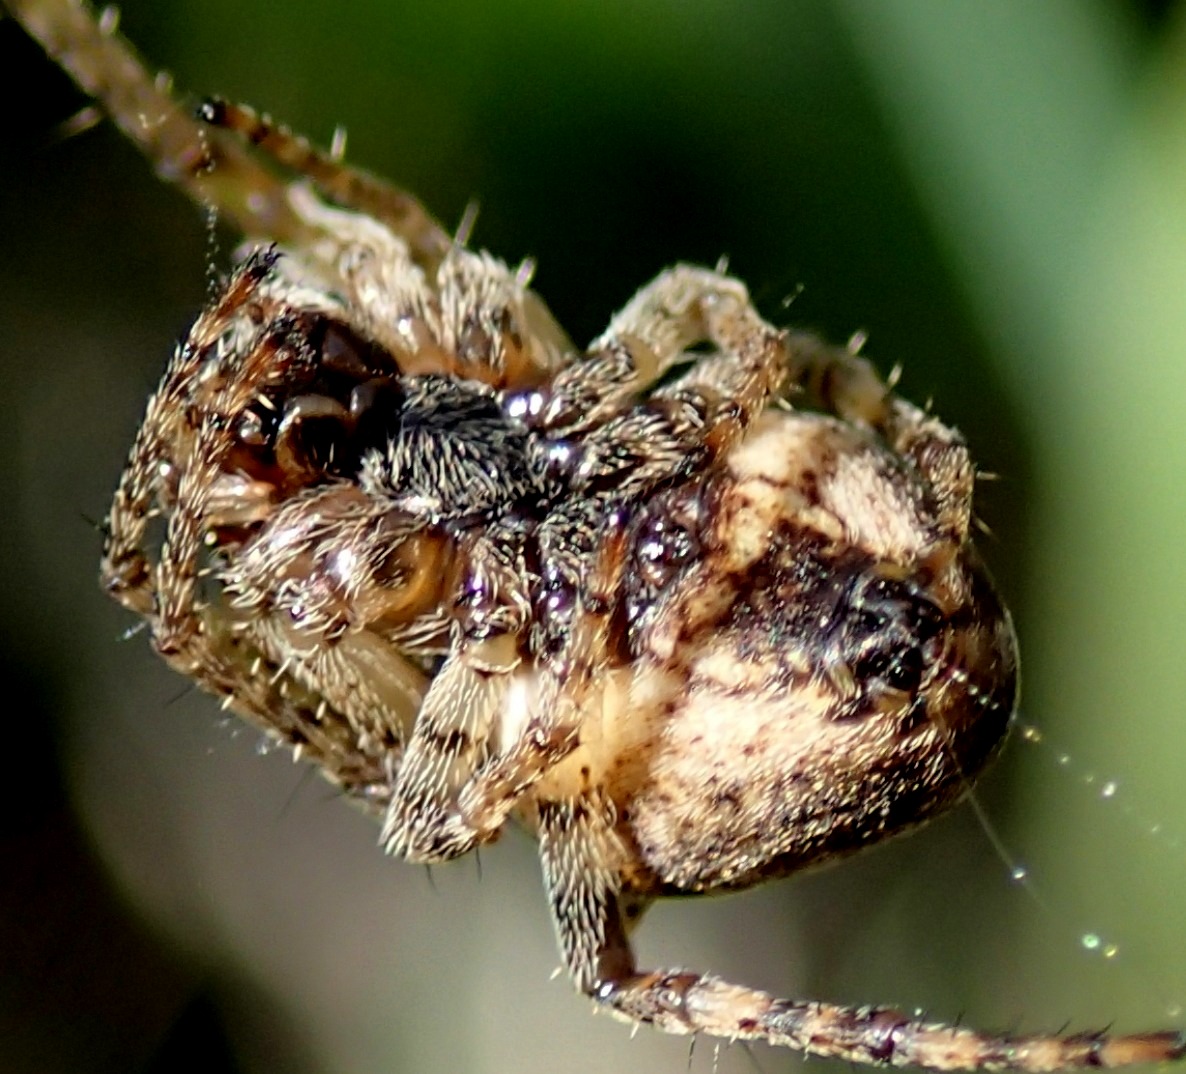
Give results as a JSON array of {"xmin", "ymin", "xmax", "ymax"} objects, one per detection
[
  {"xmin": 198, "ymin": 98, "xmax": 453, "ymax": 273},
  {"xmin": 8, "ymin": 0, "xmax": 322, "ymax": 244},
  {"xmin": 381, "ymin": 635, "xmax": 517, "ymax": 862},
  {"xmin": 383, "ymin": 512, "xmax": 632, "ymax": 861},
  {"xmin": 595, "ymin": 974, "xmax": 1185, "ymax": 1072},
  {"xmin": 539, "ymin": 794, "xmax": 1186, "ymax": 1073}
]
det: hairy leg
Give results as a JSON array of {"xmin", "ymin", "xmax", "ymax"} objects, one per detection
[
  {"xmin": 528, "ymin": 265, "xmax": 779, "ymax": 438},
  {"xmin": 99, "ymin": 250, "xmax": 414, "ymax": 800},
  {"xmin": 782, "ymin": 330, "xmax": 976, "ymax": 541},
  {"xmin": 198, "ymin": 97, "xmax": 452, "ymax": 273},
  {"xmin": 538, "ymin": 792, "xmax": 1185, "ymax": 1073},
  {"xmin": 601, "ymin": 282, "xmax": 972, "ymax": 536},
  {"xmin": 380, "ymin": 634, "xmax": 517, "ymax": 861},
  {"xmin": 383, "ymin": 509, "xmax": 633, "ymax": 861},
  {"xmin": 8, "ymin": 0, "xmax": 323, "ymax": 243}
]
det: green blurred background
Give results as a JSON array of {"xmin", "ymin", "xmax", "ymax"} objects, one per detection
[{"xmin": 2, "ymin": 1, "xmax": 1185, "ymax": 1072}]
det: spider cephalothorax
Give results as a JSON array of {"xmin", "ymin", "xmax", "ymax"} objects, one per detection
[{"xmin": 13, "ymin": 0, "xmax": 1185, "ymax": 1069}]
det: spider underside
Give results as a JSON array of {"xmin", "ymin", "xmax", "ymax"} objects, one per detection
[{"xmin": 11, "ymin": 1, "xmax": 1186, "ymax": 1070}]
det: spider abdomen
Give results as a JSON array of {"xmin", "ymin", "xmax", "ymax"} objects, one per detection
[{"xmin": 600, "ymin": 409, "xmax": 1017, "ymax": 894}]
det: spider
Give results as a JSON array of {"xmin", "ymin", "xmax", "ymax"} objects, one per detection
[{"xmin": 11, "ymin": 1, "xmax": 1184, "ymax": 1070}]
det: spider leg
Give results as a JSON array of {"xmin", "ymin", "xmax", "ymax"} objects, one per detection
[
  {"xmin": 166, "ymin": 609, "xmax": 412, "ymax": 805},
  {"xmin": 8, "ymin": 0, "xmax": 325, "ymax": 245},
  {"xmin": 149, "ymin": 464, "xmax": 418, "ymax": 799},
  {"xmin": 591, "ymin": 265, "xmax": 770, "ymax": 387},
  {"xmin": 124, "ymin": 447, "xmax": 408, "ymax": 798},
  {"xmin": 199, "ymin": 98, "xmax": 452, "ymax": 273},
  {"xmin": 277, "ymin": 186, "xmax": 572, "ymax": 388},
  {"xmin": 222, "ymin": 484, "xmax": 436, "ymax": 788},
  {"xmin": 587, "ymin": 269, "xmax": 971, "ymax": 535},
  {"xmin": 538, "ymin": 796, "xmax": 1185, "ymax": 1073},
  {"xmin": 101, "ymin": 252, "xmax": 418, "ymax": 801},
  {"xmin": 265, "ymin": 627, "xmax": 425, "ymax": 772},
  {"xmin": 445, "ymin": 506, "xmax": 634, "ymax": 845},
  {"xmin": 781, "ymin": 331, "xmax": 976, "ymax": 542},
  {"xmin": 100, "ymin": 250, "xmax": 283, "ymax": 616},
  {"xmin": 380, "ymin": 599, "xmax": 615, "ymax": 862},
  {"xmin": 145, "ymin": 419, "xmax": 417, "ymax": 801},
  {"xmin": 433, "ymin": 247, "xmax": 573, "ymax": 389},
  {"xmin": 447, "ymin": 653, "xmax": 585, "ymax": 845},
  {"xmin": 533, "ymin": 265, "xmax": 783, "ymax": 439},
  {"xmin": 4, "ymin": 0, "xmax": 455, "ymax": 262},
  {"xmin": 383, "ymin": 508, "xmax": 631, "ymax": 860},
  {"xmin": 537, "ymin": 793, "xmax": 637, "ymax": 991},
  {"xmin": 380, "ymin": 633, "xmax": 517, "ymax": 861},
  {"xmin": 781, "ymin": 329, "xmax": 897, "ymax": 428}
]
